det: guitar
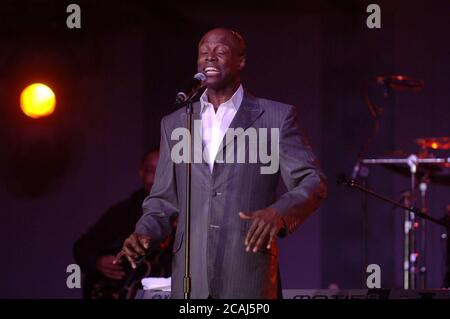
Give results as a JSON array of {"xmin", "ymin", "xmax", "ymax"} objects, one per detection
[{"xmin": 87, "ymin": 236, "xmax": 174, "ymax": 299}]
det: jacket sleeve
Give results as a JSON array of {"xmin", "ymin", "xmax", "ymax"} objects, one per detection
[
  {"xmin": 270, "ymin": 105, "xmax": 327, "ymax": 235},
  {"xmin": 135, "ymin": 116, "xmax": 179, "ymax": 244}
]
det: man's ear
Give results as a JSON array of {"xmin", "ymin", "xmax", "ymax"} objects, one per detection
[{"xmin": 239, "ymin": 56, "xmax": 246, "ymax": 70}]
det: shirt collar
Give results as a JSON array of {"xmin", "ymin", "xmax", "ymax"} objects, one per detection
[{"xmin": 200, "ymin": 84, "xmax": 244, "ymax": 113}]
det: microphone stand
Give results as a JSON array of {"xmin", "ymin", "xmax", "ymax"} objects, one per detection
[
  {"xmin": 179, "ymin": 88, "xmax": 204, "ymax": 299},
  {"xmin": 183, "ymin": 98, "xmax": 194, "ymax": 300},
  {"xmin": 339, "ymin": 174, "xmax": 449, "ymax": 287},
  {"xmin": 175, "ymin": 73, "xmax": 206, "ymax": 299},
  {"xmin": 337, "ymin": 175, "xmax": 450, "ymax": 229},
  {"xmin": 175, "ymin": 77, "xmax": 206, "ymax": 300}
]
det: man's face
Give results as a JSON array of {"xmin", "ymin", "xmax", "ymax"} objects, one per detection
[
  {"xmin": 197, "ymin": 29, "xmax": 245, "ymax": 90},
  {"xmin": 139, "ymin": 151, "xmax": 159, "ymax": 194}
]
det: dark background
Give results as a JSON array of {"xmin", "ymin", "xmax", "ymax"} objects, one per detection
[{"xmin": 0, "ymin": 0, "xmax": 449, "ymax": 298}]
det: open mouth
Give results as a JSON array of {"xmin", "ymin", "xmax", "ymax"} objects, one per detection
[{"xmin": 204, "ymin": 66, "xmax": 220, "ymax": 76}]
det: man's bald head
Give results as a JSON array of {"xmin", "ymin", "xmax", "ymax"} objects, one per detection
[
  {"xmin": 199, "ymin": 28, "xmax": 246, "ymax": 57},
  {"xmin": 197, "ymin": 28, "xmax": 246, "ymax": 91}
]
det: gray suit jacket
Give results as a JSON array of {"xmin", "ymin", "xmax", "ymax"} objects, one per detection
[{"xmin": 135, "ymin": 91, "xmax": 326, "ymax": 299}]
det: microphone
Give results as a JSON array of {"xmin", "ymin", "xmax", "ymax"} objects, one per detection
[{"xmin": 175, "ymin": 72, "xmax": 206, "ymax": 104}]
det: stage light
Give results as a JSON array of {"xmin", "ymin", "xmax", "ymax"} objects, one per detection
[{"xmin": 20, "ymin": 83, "xmax": 56, "ymax": 119}]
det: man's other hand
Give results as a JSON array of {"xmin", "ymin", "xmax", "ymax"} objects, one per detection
[
  {"xmin": 239, "ymin": 208, "xmax": 284, "ymax": 253},
  {"xmin": 113, "ymin": 233, "xmax": 150, "ymax": 269}
]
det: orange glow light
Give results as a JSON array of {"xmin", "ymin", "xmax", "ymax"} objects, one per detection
[
  {"xmin": 431, "ymin": 142, "xmax": 438, "ymax": 149},
  {"xmin": 20, "ymin": 83, "xmax": 56, "ymax": 119}
]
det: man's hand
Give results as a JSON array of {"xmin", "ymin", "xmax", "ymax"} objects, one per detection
[
  {"xmin": 113, "ymin": 233, "xmax": 151, "ymax": 269},
  {"xmin": 96, "ymin": 255, "xmax": 126, "ymax": 280},
  {"xmin": 239, "ymin": 208, "xmax": 284, "ymax": 253}
]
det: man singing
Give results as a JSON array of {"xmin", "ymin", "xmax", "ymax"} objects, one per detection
[{"xmin": 115, "ymin": 28, "xmax": 327, "ymax": 299}]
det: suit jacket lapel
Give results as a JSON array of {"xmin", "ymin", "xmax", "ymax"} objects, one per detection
[
  {"xmin": 216, "ymin": 91, "xmax": 264, "ymax": 161},
  {"xmin": 178, "ymin": 91, "xmax": 264, "ymax": 170}
]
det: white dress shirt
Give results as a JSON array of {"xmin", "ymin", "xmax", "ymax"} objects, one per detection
[{"xmin": 200, "ymin": 84, "xmax": 244, "ymax": 172}]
